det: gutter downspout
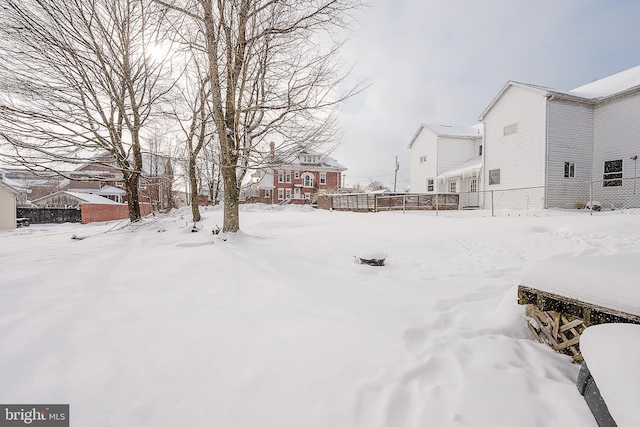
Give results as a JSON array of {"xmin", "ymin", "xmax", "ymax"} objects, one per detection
[
  {"xmin": 544, "ymin": 94, "xmax": 551, "ymax": 209},
  {"xmin": 435, "ymin": 137, "xmax": 440, "ymax": 193},
  {"xmin": 480, "ymin": 122, "xmax": 486, "ymax": 206}
]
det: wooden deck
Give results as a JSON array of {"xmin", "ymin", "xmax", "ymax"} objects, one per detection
[{"xmin": 517, "ymin": 285, "xmax": 640, "ymax": 362}]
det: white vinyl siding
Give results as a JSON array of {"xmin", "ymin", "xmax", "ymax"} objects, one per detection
[
  {"xmin": 593, "ymin": 93, "xmax": 640, "ymax": 182},
  {"xmin": 483, "ymin": 85, "xmax": 548, "ymax": 195},
  {"xmin": 0, "ymin": 187, "xmax": 17, "ymax": 229},
  {"xmin": 545, "ymin": 99, "xmax": 594, "ymax": 207},
  {"xmin": 408, "ymin": 127, "xmax": 439, "ymax": 193},
  {"xmin": 437, "ymin": 138, "xmax": 477, "ymax": 177},
  {"xmin": 547, "ymin": 99, "xmax": 594, "ymax": 184}
]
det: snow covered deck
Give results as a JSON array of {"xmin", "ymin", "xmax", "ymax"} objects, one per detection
[
  {"xmin": 518, "ymin": 253, "xmax": 640, "ymax": 361},
  {"xmin": 579, "ymin": 324, "xmax": 640, "ymax": 427}
]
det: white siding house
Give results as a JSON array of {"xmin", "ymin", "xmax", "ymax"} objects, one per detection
[
  {"xmin": 407, "ymin": 124, "xmax": 482, "ymax": 206},
  {"xmin": 408, "ymin": 64, "xmax": 640, "ymax": 211},
  {"xmin": 0, "ymin": 179, "xmax": 19, "ymax": 229},
  {"xmin": 479, "ymin": 82, "xmax": 549, "ymax": 208}
]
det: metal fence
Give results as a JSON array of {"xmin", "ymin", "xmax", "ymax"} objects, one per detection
[
  {"xmin": 459, "ymin": 177, "xmax": 640, "ymax": 217},
  {"xmin": 321, "ymin": 177, "xmax": 640, "ymax": 217}
]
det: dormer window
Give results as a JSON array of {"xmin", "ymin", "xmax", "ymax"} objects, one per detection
[{"xmin": 301, "ymin": 155, "xmax": 318, "ymax": 164}]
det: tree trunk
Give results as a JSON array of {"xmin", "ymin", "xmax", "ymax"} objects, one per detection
[
  {"xmin": 221, "ymin": 165, "xmax": 239, "ymax": 232},
  {"xmin": 189, "ymin": 154, "xmax": 201, "ymax": 222},
  {"xmin": 125, "ymin": 172, "xmax": 142, "ymax": 222}
]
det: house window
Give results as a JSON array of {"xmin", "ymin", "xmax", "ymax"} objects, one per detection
[
  {"xmin": 419, "ymin": 155, "xmax": 427, "ymax": 164},
  {"xmin": 278, "ymin": 171, "xmax": 284, "ymax": 183},
  {"xmin": 479, "ymin": 145, "xmax": 483, "ymax": 156},
  {"xmin": 285, "ymin": 188, "xmax": 292, "ymax": 199},
  {"xmin": 564, "ymin": 162, "xmax": 575, "ymax": 178},
  {"xmin": 503, "ymin": 123, "xmax": 518, "ymax": 136},
  {"xmin": 489, "ymin": 169, "xmax": 501, "ymax": 185},
  {"xmin": 449, "ymin": 181, "xmax": 457, "ymax": 193},
  {"xmin": 427, "ymin": 179, "xmax": 434, "ymax": 192},
  {"xmin": 277, "ymin": 188, "xmax": 284, "ymax": 200},
  {"xmin": 264, "ymin": 189, "xmax": 271, "ymax": 198},
  {"xmin": 303, "ymin": 174, "xmax": 313, "ymax": 187},
  {"xmin": 470, "ymin": 177, "xmax": 477, "ymax": 192},
  {"xmin": 603, "ymin": 159, "xmax": 623, "ymax": 187},
  {"xmin": 319, "ymin": 173, "xmax": 326, "ymax": 185},
  {"xmin": 285, "ymin": 172, "xmax": 291, "ymax": 183},
  {"xmin": 294, "ymin": 172, "xmax": 300, "ymax": 179},
  {"xmin": 304, "ymin": 193, "xmax": 310, "ymax": 200}
]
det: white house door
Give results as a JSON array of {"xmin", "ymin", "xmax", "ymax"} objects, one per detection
[
  {"xmin": 294, "ymin": 188, "xmax": 301, "ymax": 199},
  {"xmin": 469, "ymin": 177, "xmax": 479, "ymax": 207}
]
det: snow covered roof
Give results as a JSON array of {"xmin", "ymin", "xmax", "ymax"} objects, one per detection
[
  {"xmin": 569, "ymin": 65, "xmax": 640, "ymax": 98},
  {"xmin": 0, "ymin": 179, "xmax": 20, "ymax": 194},
  {"xmin": 98, "ymin": 185, "xmax": 126, "ymax": 196},
  {"xmin": 480, "ymin": 65, "xmax": 640, "ymax": 120},
  {"xmin": 408, "ymin": 123, "xmax": 482, "ymax": 149},
  {"xmin": 65, "ymin": 192, "xmax": 123, "ymax": 204},
  {"xmin": 71, "ymin": 186, "xmax": 126, "ymax": 196},
  {"xmin": 33, "ymin": 191, "xmax": 123, "ymax": 205},
  {"xmin": 278, "ymin": 149, "xmax": 347, "ymax": 172},
  {"xmin": 437, "ymin": 158, "xmax": 482, "ymax": 180}
]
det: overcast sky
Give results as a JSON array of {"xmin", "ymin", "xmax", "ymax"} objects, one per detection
[{"xmin": 333, "ymin": 0, "xmax": 640, "ymax": 190}]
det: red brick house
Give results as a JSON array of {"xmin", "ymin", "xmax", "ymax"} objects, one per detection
[
  {"xmin": 252, "ymin": 149, "xmax": 347, "ymax": 204},
  {"xmin": 6, "ymin": 151, "xmax": 174, "ymax": 210}
]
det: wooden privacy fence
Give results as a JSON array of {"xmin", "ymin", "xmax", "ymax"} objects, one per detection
[{"xmin": 317, "ymin": 193, "xmax": 460, "ymax": 212}]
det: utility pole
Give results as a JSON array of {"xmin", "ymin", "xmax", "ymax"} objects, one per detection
[{"xmin": 393, "ymin": 156, "xmax": 399, "ymax": 192}]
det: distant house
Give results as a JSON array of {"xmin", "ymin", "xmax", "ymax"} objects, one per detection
[
  {"xmin": 29, "ymin": 190, "xmax": 148, "ymax": 224},
  {"xmin": 31, "ymin": 191, "xmax": 121, "ymax": 208},
  {"xmin": 407, "ymin": 124, "xmax": 483, "ymax": 208},
  {"xmin": 251, "ymin": 148, "xmax": 347, "ymax": 204},
  {"xmin": 0, "ymin": 175, "xmax": 20, "ymax": 229},
  {"xmin": 409, "ymin": 64, "xmax": 640, "ymax": 209},
  {"xmin": 5, "ymin": 151, "xmax": 174, "ymax": 210}
]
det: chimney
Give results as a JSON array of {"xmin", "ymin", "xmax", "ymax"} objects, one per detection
[{"xmin": 270, "ymin": 142, "xmax": 275, "ymax": 161}]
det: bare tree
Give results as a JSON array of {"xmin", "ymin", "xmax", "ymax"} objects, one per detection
[
  {"xmin": 366, "ymin": 180, "xmax": 389, "ymax": 192},
  {"xmin": 156, "ymin": 0, "xmax": 364, "ymax": 232},
  {"xmin": 0, "ymin": 0, "xmax": 174, "ymax": 221},
  {"xmin": 200, "ymin": 137, "xmax": 223, "ymax": 205},
  {"xmin": 165, "ymin": 53, "xmax": 213, "ymax": 222}
]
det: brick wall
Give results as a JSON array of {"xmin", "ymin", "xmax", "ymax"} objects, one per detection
[{"xmin": 81, "ymin": 203, "xmax": 152, "ymax": 224}]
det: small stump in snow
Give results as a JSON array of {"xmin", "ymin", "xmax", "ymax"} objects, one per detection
[{"xmin": 358, "ymin": 251, "xmax": 387, "ymax": 266}]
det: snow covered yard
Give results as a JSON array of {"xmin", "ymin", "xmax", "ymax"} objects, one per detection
[{"xmin": 2, "ymin": 205, "xmax": 639, "ymax": 426}]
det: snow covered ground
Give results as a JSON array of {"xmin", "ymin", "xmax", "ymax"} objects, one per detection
[{"xmin": 2, "ymin": 204, "xmax": 639, "ymax": 426}]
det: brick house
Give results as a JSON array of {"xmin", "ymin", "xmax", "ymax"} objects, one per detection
[
  {"xmin": 252, "ymin": 148, "xmax": 347, "ymax": 204},
  {"xmin": 5, "ymin": 151, "xmax": 174, "ymax": 210}
]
